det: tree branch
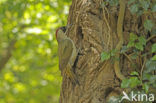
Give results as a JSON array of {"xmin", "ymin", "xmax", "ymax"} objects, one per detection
[{"xmin": 0, "ymin": 39, "xmax": 16, "ymax": 72}]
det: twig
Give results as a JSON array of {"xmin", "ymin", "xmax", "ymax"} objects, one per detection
[
  {"xmin": 123, "ymin": 52, "xmax": 133, "ymax": 64},
  {"xmin": 140, "ymin": 57, "xmax": 146, "ymax": 82},
  {"xmin": 147, "ymin": 35, "xmax": 156, "ymax": 42}
]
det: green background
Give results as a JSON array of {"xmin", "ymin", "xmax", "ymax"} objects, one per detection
[{"xmin": 0, "ymin": 0, "xmax": 71, "ymax": 103}]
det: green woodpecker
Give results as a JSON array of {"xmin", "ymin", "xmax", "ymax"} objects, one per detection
[{"xmin": 56, "ymin": 26, "xmax": 79, "ymax": 84}]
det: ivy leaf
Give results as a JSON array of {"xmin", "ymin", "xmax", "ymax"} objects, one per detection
[
  {"xmin": 144, "ymin": 20, "xmax": 154, "ymax": 31},
  {"xmin": 120, "ymin": 46, "xmax": 128, "ymax": 53},
  {"xmin": 140, "ymin": 0, "xmax": 150, "ymax": 11},
  {"xmin": 151, "ymin": 4, "xmax": 156, "ymax": 12},
  {"xmin": 101, "ymin": 51, "xmax": 110, "ymax": 61},
  {"xmin": 130, "ymin": 71, "xmax": 139, "ymax": 76},
  {"xmin": 145, "ymin": 60, "xmax": 156, "ymax": 73},
  {"xmin": 128, "ymin": 0, "xmax": 136, "ymax": 5},
  {"xmin": 152, "ymin": 43, "xmax": 156, "ymax": 53},
  {"xmin": 121, "ymin": 77, "xmax": 141, "ymax": 88},
  {"xmin": 138, "ymin": 36, "xmax": 146, "ymax": 45},
  {"xmin": 129, "ymin": 77, "xmax": 141, "ymax": 88},
  {"xmin": 143, "ymin": 73, "xmax": 152, "ymax": 80},
  {"xmin": 121, "ymin": 79, "xmax": 131, "ymax": 88},
  {"xmin": 110, "ymin": 49, "xmax": 117, "ymax": 56},
  {"xmin": 127, "ymin": 41, "xmax": 135, "ymax": 48},
  {"xmin": 152, "ymin": 55, "xmax": 156, "ymax": 61},
  {"xmin": 129, "ymin": 33, "xmax": 138, "ymax": 41},
  {"xmin": 143, "ymin": 83, "xmax": 149, "ymax": 93},
  {"xmin": 143, "ymin": 73, "xmax": 156, "ymax": 84},
  {"xmin": 135, "ymin": 42, "xmax": 143, "ymax": 51},
  {"xmin": 130, "ymin": 4, "xmax": 139, "ymax": 14}
]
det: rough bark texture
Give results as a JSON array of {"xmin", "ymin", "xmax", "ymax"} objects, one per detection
[{"xmin": 60, "ymin": 0, "xmax": 156, "ymax": 103}]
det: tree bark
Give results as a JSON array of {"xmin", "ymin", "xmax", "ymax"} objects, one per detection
[{"xmin": 59, "ymin": 0, "xmax": 156, "ymax": 103}]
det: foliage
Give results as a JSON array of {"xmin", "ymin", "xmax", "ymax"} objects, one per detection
[
  {"xmin": 101, "ymin": 0, "xmax": 156, "ymax": 95},
  {"xmin": 0, "ymin": 0, "xmax": 71, "ymax": 103},
  {"xmin": 120, "ymin": 0, "xmax": 156, "ymax": 93},
  {"xmin": 101, "ymin": 49, "xmax": 117, "ymax": 61},
  {"xmin": 127, "ymin": 33, "xmax": 146, "ymax": 51}
]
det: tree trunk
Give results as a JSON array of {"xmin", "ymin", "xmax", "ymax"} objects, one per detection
[{"xmin": 59, "ymin": 0, "xmax": 156, "ymax": 103}]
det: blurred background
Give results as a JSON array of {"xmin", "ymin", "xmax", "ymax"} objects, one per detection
[{"xmin": 0, "ymin": 0, "xmax": 71, "ymax": 103}]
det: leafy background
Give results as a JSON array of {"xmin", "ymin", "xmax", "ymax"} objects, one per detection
[
  {"xmin": 0, "ymin": 0, "xmax": 71, "ymax": 103},
  {"xmin": 101, "ymin": 1, "xmax": 156, "ymax": 102}
]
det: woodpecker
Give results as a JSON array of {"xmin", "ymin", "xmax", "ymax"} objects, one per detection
[{"xmin": 56, "ymin": 26, "xmax": 79, "ymax": 84}]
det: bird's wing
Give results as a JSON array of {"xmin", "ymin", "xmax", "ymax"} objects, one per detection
[{"xmin": 58, "ymin": 39, "xmax": 73, "ymax": 71}]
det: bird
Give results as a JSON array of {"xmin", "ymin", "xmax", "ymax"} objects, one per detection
[{"xmin": 56, "ymin": 26, "xmax": 79, "ymax": 84}]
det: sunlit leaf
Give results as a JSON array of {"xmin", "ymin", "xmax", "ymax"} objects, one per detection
[
  {"xmin": 129, "ymin": 77, "xmax": 141, "ymax": 88},
  {"xmin": 127, "ymin": 41, "xmax": 135, "ymax": 48},
  {"xmin": 101, "ymin": 51, "xmax": 111, "ymax": 61},
  {"xmin": 130, "ymin": 71, "xmax": 139, "ymax": 76},
  {"xmin": 129, "ymin": 33, "xmax": 138, "ymax": 41},
  {"xmin": 152, "ymin": 55, "xmax": 156, "ymax": 61},
  {"xmin": 121, "ymin": 78, "xmax": 131, "ymax": 88},
  {"xmin": 135, "ymin": 42, "xmax": 143, "ymax": 51}
]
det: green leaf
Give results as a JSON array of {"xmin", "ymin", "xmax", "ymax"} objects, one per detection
[
  {"xmin": 143, "ymin": 83, "xmax": 149, "ymax": 93},
  {"xmin": 152, "ymin": 55, "xmax": 156, "ymax": 61},
  {"xmin": 128, "ymin": 0, "xmax": 136, "ymax": 5},
  {"xmin": 121, "ymin": 78, "xmax": 131, "ymax": 88},
  {"xmin": 149, "ymin": 75, "xmax": 156, "ymax": 84},
  {"xmin": 143, "ymin": 73, "xmax": 152, "ymax": 80},
  {"xmin": 143, "ymin": 73, "xmax": 156, "ymax": 84},
  {"xmin": 137, "ymin": 9, "xmax": 143, "ymax": 16},
  {"xmin": 110, "ymin": 49, "xmax": 117, "ymax": 56},
  {"xmin": 131, "ymin": 53, "xmax": 138, "ymax": 59},
  {"xmin": 140, "ymin": 0, "xmax": 150, "ymax": 10},
  {"xmin": 130, "ymin": 71, "xmax": 139, "ymax": 76},
  {"xmin": 144, "ymin": 20, "xmax": 154, "ymax": 31},
  {"xmin": 130, "ymin": 4, "xmax": 139, "ymax": 14},
  {"xmin": 138, "ymin": 36, "xmax": 146, "ymax": 45},
  {"xmin": 152, "ymin": 43, "xmax": 156, "ymax": 53},
  {"xmin": 129, "ymin": 33, "xmax": 138, "ymax": 41},
  {"xmin": 151, "ymin": 4, "xmax": 156, "ymax": 12},
  {"xmin": 135, "ymin": 42, "xmax": 143, "ymax": 51},
  {"xmin": 106, "ymin": 0, "xmax": 119, "ymax": 6},
  {"xmin": 129, "ymin": 77, "xmax": 141, "ymax": 88},
  {"xmin": 127, "ymin": 41, "xmax": 135, "ymax": 48},
  {"xmin": 145, "ymin": 60, "xmax": 156, "ymax": 73},
  {"xmin": 120, "ymin": 46, "xmax": 128, "ymax": 53},
  {"xmin": 101, "ymin": 51, "xmax": 110, "ymax": 61},
  {"xmin": 151, "ymin": 29, "xmax": 156, "ymax": 35},
  {"xmin": 153, "ymin": 82, "xmax": 156, "ymax": 88}
]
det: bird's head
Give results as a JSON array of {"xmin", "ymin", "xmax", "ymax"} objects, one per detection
[{"xmin": 55, "ymin": 26, "xmax": 66, "ymax": 41}]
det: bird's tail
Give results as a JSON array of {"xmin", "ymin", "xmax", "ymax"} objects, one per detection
[{"xmin": 65, "ymin": 63, "xmax": 79, "ymax": 85}]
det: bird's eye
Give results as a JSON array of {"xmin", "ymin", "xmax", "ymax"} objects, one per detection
[{"xmin": 61, "ymin": 27, "xmax": 66, "ymax": 33}]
